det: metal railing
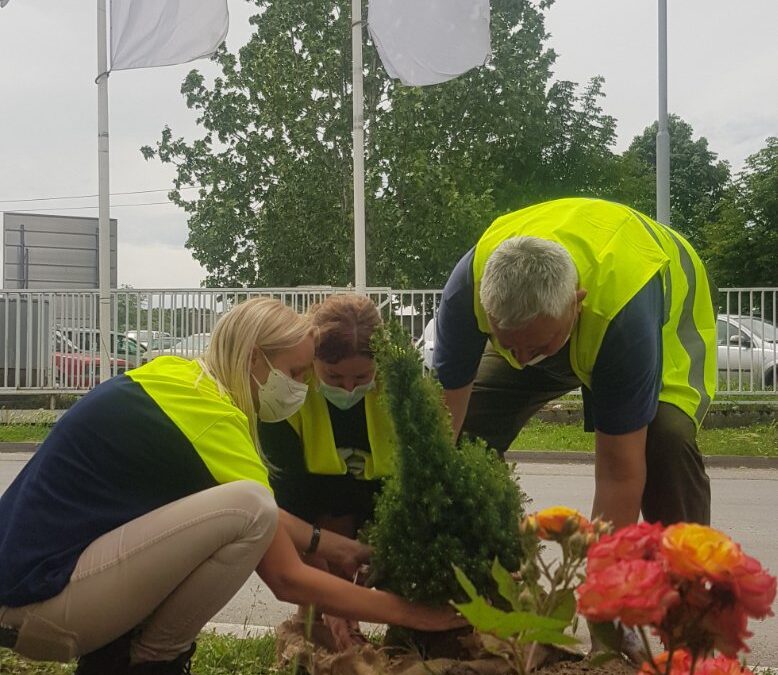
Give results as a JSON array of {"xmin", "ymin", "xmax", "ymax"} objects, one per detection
[{"xmin": 1, "ymin": 286, "xmax": 775, "ymax": 397}]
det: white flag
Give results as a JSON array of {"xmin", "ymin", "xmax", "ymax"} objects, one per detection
[
  {"xmin": 110, "ymin": 0, "xmax": 229, "ymax": 71},
  {"xmin": 367, "ymin": 0, "xmax": 490, "ymax": 86}
]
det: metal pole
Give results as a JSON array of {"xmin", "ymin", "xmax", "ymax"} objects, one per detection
[
  {"xmin": 656, "ymin": 0, "xmax": 671, "ymax": 225},
  {"xmin": 352, "ymin": 0, "xmax": 367, "ymax": 294},
  {"xmin": 97, "ymin": 0, "xmax": 112, "ymax": 381}
]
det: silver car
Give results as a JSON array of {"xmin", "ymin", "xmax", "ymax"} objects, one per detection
[{"xmin": 717, "ymin": 314, "xmax": 778, "ymax": 389}]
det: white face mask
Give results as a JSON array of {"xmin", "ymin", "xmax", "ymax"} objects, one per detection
[
  {"xmin": 318, "ymin": 379, "xmax": 375, "ymax": 410},
  {"xmin": 254, "ymin": 362, "xmax": 309, "ymax": 422},
  {"xmin": 523, "ymin": 329, "xmax": 573, "ymax": 367}
]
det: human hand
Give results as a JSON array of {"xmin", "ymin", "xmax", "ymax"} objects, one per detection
[
  {"xmin": 331, "ymin": 537, "xmax": 372, "ymax": 579},
  {"xmin": 410, "ymin": 603, "xmax": 469, "ymax": 633}
]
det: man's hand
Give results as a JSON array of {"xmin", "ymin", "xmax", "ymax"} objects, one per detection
[
  {"xmin": 591, "ymin": 427, "xmax": 647, "ymax": 530},
  {"xmin": 442, "ymin": 383, "xmax": 474, "ymax": 439}
]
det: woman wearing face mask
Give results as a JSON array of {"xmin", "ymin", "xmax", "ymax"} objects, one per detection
[
  {"xmin": 0, "ymin": 298, "xmax": 461, "ymax": 675},
  {"xmin": 259, "ymin": 294, "xmax": 394, "ymax": 648}
]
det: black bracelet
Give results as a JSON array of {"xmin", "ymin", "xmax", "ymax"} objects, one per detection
[{"xmin": 304, "ymin": 525, "xmax": 321, "ymax": 557}]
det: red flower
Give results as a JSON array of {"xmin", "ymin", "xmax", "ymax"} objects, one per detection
[
  {"xmin": 640, "ymin": 650, "xmax": 692, "ymax": 675},
  {"xmin": 696, "ymin": 654, "xmax": 754, "ymax": 675},
  {"xmin": 700, "ymin": 604, "xmax": 752, "ymax": 657},
  {"xmin": 577, "ymin": 559, "xmax": 679, "ymax": 626},
  {"xmin": 730, "ymin": 554, "xmax": 777, "ymax": 619},
  {"xmin": 586, "ymin": 521, "xmax": 664, "ymax": 574}
]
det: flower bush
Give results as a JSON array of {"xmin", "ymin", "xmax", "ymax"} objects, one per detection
[
  {"xmin": 577, "ymin": 521, "xmax": 776, "ymax": 671},
  {"xmin": 456, "ymin": 506, "xmax": 610, "ymax": 675}
]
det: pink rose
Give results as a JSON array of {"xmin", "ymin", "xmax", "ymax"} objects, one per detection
[
  {"xmin": 577, "ymin": 559, "xmax": 679, "ymax": 626},
  {"xmin": 586, "ymin": 521, "xmax": 664, "ymax": 574}
]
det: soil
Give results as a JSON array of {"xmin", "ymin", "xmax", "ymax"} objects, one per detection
[{"xmin": 275, "ymin": 620, "xmax": 638, "ymax": 675}]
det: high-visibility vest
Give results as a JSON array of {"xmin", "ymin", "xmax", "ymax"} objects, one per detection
[
  {"xmin": 286, "ymin": 378, "xmax": 396, "ymax": 478},
  {"xmin": 472, "ymin": 198, "xmax": 716, "ymax": 427},
  {"xmin": 127, "ymin": 356, "xmax": 272, "ymax": 490}
]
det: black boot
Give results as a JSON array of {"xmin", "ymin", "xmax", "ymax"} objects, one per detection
[
  {"xmin": 74, "ymin": 631, "xmax": 133, "ymax": 675},
  {"xmin": 128, "ymin": 642, "xmax": 196, "ymax": 675}
]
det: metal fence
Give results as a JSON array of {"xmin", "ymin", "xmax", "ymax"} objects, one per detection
[{"xmin": 1, "ymin": 286, "xmax": 776, "ymax": 397}]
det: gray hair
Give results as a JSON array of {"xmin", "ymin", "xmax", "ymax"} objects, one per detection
[{"xmin": 480, "ymin": 237, "xmax": 578, "ymax": 329}]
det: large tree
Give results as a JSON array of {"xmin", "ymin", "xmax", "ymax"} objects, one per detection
[
  {"xmin": 610, "ymin": 115, "xmax": 730, "ymax": 248},
  {"xmin": 143, "ymin": 0, "xmax": 618, "ymax": 288},
  {"xmin": 701, "ymin": 137, "xmax": 778, "ymax": 289}
]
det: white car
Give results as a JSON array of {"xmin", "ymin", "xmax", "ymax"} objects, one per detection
[
  {"xmin": 717, "ymin": 315, "xmax": 777, "ymax": 389},
  {"xmin": 171, "ymin": 333, "xmax": 212, "ymax": 358},
  {"xmin": 416, "ymin": 318, "xmax": 436, "ymax": 371}
]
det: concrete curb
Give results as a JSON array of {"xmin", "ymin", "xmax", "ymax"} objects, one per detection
[
  {"xmin": 3, "ymin": 442, "xmax": 778, "ymax": 469},
  {"xmin": 505, "ymin": 450, "xmax": 778, "ymax": 469}
]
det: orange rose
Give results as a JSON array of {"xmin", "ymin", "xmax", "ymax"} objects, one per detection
[
  {"xmin": 640, "ymin": 650, "xmax": 692, "ymax": 675},
  {"xmin": 696, "ymin": 654, "xmax": 754, "ymax": 675},
  {"xmin": 662, "ymin": 524, "xmax": 744, "ymax": 581},
  {"xmin": 577, "ymin": 559, "xmax": 679, "ymax": 626},
  {"xmin": 529, "ymin": 506, "xmax": 590, "ymax": 541}
]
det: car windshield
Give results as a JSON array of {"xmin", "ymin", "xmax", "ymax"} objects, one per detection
[{"xmin": 739, "ymin": 318, "xmax": 778, "ymax": 342}]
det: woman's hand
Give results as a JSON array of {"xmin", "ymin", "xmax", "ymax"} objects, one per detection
[
  {"xmin": 406, "ymin": 604, "xmax": 469, "ymax": 633},
  {"xmin": 329, "ymin": 537, "xmax": 371, "ymax": 579}
]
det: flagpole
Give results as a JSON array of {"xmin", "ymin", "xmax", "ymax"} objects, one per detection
[
  {"xmin": 351, "ymin": 0, "xmax": 366, "ymax": 294},
  {"xmin": 656, "ymin": 0, "xmax": 670, "ymax": 224},
  {"xmin": 97, "ymin": 0, "xmax": 112, "ymax": 381}
]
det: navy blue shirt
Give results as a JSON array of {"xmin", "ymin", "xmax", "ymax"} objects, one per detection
[
  {"xmin": 0, "ymin": 374, "xmax": 218, "ymax": 607},
  {"xmin": 434, "ymin": 248, "xmax": 663, "ymax": 435}
]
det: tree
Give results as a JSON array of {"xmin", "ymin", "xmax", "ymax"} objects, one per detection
[
  {"xmin": 702, "ymin": 137, "xmax": 778, "ymax": 289},
  {"xmin": 143, "ymin": 0, "xmax": 620, "ymax": 288},
  {"xmin": 610, "ymin": 115, "xmax": 730, "ymax": 248}
]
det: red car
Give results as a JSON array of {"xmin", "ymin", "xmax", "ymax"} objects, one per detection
[{"xmin": 54, "ymin": 329, "xmax": 146, "ymax": 388}]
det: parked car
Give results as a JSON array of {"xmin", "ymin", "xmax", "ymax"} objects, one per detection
[
  {"xmin": 717, "ymin": 314, "xmax": 777, "ymax": 389},
  {"xmin": 417, "ymin": 318, "xmax": 436, "ymax": 371},
  {"xmin": 125, "ymin": 330, "xmax": 177, "ymax": 351},
  {"xmin": 148, "ymin": 333, "xmax": 211, "ymax": 360},
  {"xmin": 54, "ymin": 329, "xmax": 146, "ymax": 387}
]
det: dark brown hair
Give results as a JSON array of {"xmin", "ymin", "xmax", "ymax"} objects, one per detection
[{"xmin": 310, "ymin": 294, "xmax": 382, "ymax": 364}]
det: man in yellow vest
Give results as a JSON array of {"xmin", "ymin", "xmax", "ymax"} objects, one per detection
[{"xmin": 435, "ymin": 198, "xmax": 716, "ymax": 530}]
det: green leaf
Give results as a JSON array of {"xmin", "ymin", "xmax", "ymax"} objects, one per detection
[
  {"xmin": 491, "ymin": 557, "xmax": 523, "ymax": 611},
  {"xmin": 589, "ymin": 621, "xmax": 623, "ymax": 653},
  {"xmin": 589, "ymin": 651, "xmax": 621, "ymax": 667},
  {"xmin": 453, "ymin": 596, "xmax": 569, "ymax": 641},
  {"xmin": 452, "ymin": 564, "xmax": 479, "ymax": 601},
  {"xmin": 548, "ymin": 589, "xmax": 576, "ymax": 624}
]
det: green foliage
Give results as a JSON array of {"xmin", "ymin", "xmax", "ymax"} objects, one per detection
[
  {"xmin": 367, "ymin": 322, "xmax": 525, "ymax": 605},
  {"xmin": 453, "ymin": 564, "xmax": 575, "ymax": 645},
  {"xmin": 142, "ymin": 0, "xmax": 620, "ymax": 288},
  {"xmin": 610, "ymin": 115, "xmax": 730, "ymax": 248},
  {"xmin": 702, "ymin": 137, "xmax": 778, "ymax": 288}
]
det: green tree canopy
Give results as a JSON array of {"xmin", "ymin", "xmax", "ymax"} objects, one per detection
[
  {"xmin": 610, "ymin": 115, "xmax": 730, "ymax": 248},
  {"xmin": 702, "ymin": 137, "xmax": 778, "ymax": 288},
  {"xmin": 143, "ymin": 0, "xmax": 619, "ymax": 288}
]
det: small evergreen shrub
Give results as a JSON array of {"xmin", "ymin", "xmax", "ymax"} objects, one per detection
[{"xmin": 367, "ymin": 322, "xmax": 526, "ymax": 606}]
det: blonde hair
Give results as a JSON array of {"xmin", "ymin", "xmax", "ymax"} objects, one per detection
[
  {"xmin": 199, "ymin": 297, "xmax": 311, "ymax": 452},
  {"xmin": 309, "ymin": 294, "xmax": 382, "ymax": 364}
]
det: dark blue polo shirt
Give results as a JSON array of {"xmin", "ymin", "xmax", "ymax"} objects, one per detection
[{"xmin": 434, "ymin": 248, "xmax": 663, "ymax": 435}]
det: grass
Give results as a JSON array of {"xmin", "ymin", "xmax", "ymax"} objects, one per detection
[
  {"xmin": 0, "ymin": 424, "xmax": 50, "ymax": 443},
  {"xmin": 0, "ymin": 632, "xmax": 291, "ymax": 675},
  {"xmin": 510, "ymin": 419, "xmax": 778, "ymax": 457},
  {"xmin": 2, "ymin": 419, "xmax": 778, "ymax": 457}
]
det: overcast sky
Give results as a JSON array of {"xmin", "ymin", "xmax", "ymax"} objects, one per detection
[{"xmin": 1, "ymin": 1, "xmax": 776, "ymax": 289}]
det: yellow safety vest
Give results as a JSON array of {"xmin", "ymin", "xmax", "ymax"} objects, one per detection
[
  {"xmin": 127, "ymin": 356, "xmax": 272, "ymax": 490},
  {"xmin": 286, "ymin": 377, "xmax": 396, "ymax": 479},
  {"xmin": 472, "ymin": 198, "xmax": 716, "ymax": 427}
]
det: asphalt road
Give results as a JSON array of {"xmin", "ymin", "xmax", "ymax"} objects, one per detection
[{"xmin": 1, "ymin": 454, "xmax": 776, "ymax": 664}]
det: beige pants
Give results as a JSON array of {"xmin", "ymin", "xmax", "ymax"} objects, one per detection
[{"xmin": 0, "ymin": 480, "xmax": 278, "ymax": 664}]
